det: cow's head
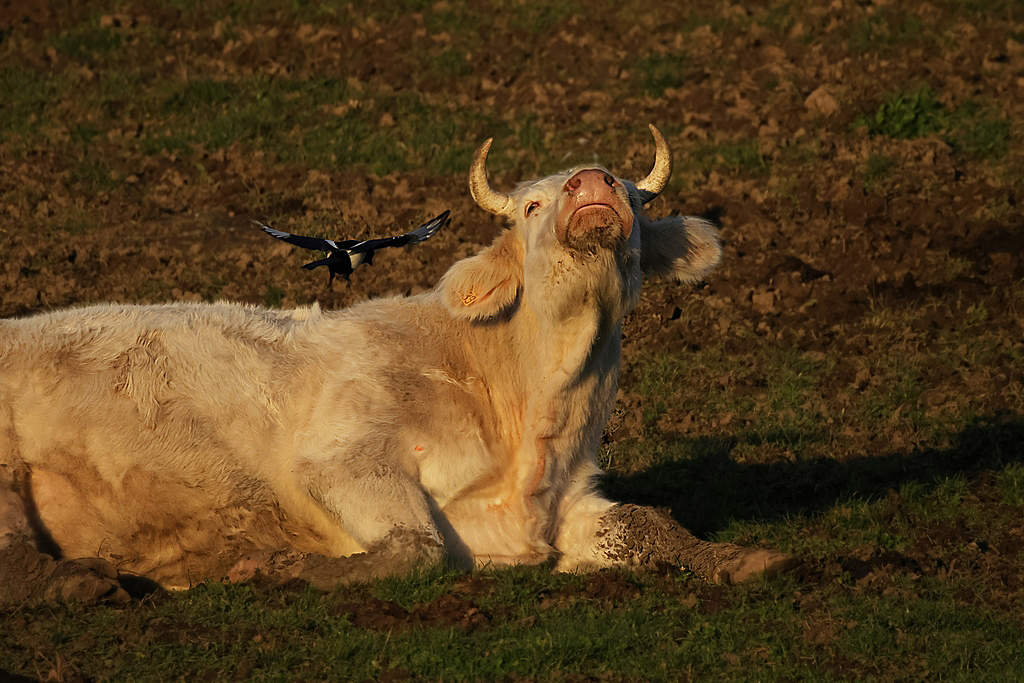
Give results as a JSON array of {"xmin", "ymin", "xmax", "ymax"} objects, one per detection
[{"xmin": 440, "ymin": 125, "xmax": 721, "ymax": 323}]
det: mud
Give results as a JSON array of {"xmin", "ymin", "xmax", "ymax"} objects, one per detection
[
  {"xmin": 227, "ymin": 527, "xmax": 445, "ymax": 591},
  {"xmin": 331, "ymin": 593, "xmax": 492, "ymax": 634},
  {"xmin": 0, "ymin": 534, "xmax": 129, "ymax": 607}
]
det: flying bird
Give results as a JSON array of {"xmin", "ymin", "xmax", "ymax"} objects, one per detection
[{"xmin": 254, "ymin": 210, "xmax": 450, "ymax": 284}]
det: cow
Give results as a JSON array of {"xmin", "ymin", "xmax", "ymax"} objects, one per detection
[{"xmin": 0, "ymin": 126, "xmax": 795, "ymax": 605}]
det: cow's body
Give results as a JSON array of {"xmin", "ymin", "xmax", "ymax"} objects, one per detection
[{"xmin": 0, "ymin": 127, "xmax": 793, "ymax": 604}]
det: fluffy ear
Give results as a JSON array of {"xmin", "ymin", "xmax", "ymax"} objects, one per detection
[
  {"xmin": 640, "ymin": 215, "xmax": 722, "ymax": 283},
  {"xmin": 438, "ymin": 230, "xmax": 524, "ymax": 320}
]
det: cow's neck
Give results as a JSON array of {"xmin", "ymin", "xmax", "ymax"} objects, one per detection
[
  {"xmin": 450, "ymin": 263, "xmax": 629, "ymax": 559},
  {"xmin": 516, "ymin": 289, "xmax": 619, "ymax": 456},
  {"xmin": 529, "ymin": 301, "xmax": 612, "ymax": 391}
]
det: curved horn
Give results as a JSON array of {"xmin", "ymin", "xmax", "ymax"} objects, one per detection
[
  {"xmin": 634, "ymin": 124, "xmax": 672, "ymax": 203},
  {"xmin": 469, "ymin": 138, "xmax": 514, "ymax": 217}
]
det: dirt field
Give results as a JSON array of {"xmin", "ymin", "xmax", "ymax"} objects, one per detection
[{"xmin": 1, "ymin": 0, "xmax": 1022, "ymax": 680}]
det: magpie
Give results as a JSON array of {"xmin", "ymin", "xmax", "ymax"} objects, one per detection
[{"xmin": 254, "ymin": 210, "xmax": 450, "ymax": 284}]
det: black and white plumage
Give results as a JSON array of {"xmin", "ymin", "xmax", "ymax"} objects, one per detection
[{"xmin": 254, "ymin": 210, "xmax": 450, "ymax": 284}]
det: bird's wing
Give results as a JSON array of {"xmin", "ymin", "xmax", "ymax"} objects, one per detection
[
  {"xmin": 347, "ymin": 210, "xmax": 451, "ymax": 254},
  {"xmin": 252, "ymin": 219, "xmax": 359, "ymax": 253},
  {"xmin": 405, "ymin": 209, "xmax": 450, "ymax": 244}
]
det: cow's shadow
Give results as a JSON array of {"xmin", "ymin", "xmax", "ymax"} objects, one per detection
[{"xmin": 601, "ymin": 413, "xmax": 1024, "ymax": 538}]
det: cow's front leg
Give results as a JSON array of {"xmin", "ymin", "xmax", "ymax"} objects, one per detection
[
  {"xmin": 555, "ymin": 494, "xmax": 796, "ymax": 583},
  {"xmin": 231, "ymin": 449, "xmax": 445, "ymax": 589},
  {"xmin": 594, "ymin": 504, "xmax": 796, "ymax": 583}
]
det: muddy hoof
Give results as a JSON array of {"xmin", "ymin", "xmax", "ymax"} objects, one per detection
[
  {"xmin": 721, "ymin": 549, "xmax": 800, "ymax": 584},
  {"xmin": 46, "ymin": 557, "xmax": 130, "ymax": 604}
]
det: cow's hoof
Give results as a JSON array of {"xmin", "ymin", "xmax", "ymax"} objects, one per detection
[
  {"xmin": 720, "ymin": 549, "xmax": 799, "ymax": 584},
  {"xmin": 46, "ymin": 558, "xmax": 130, "ymax": 604}
]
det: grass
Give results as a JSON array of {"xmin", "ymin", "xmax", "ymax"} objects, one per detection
[
  {"xmin": 5, "ymin": 552, "xmax": 1023, "ymax": 682},
  {"xmin": 634, "ymin": 52, "xmax": 688, "ymax": 96},
  {"xmin": 1, "ymin": 48, "xmax": 502, "ymax": 176},
  {"xmin": 863, "ymin": 153, "xmax": 895, "ymax": 191},
  {"xmin": 855, "ymin": 85, "xmax": 1012, "ymax": 160},
  {"xmin": 854, "ymin": 84, "xmax": 946, "ymax": 140},
  {"xmin": 847, "ymin": 9, "xmax": 929, "ymax": 56},
  {"xmin": 263, "ymin": 284, "xmax": 285, "ymax": 308},
  {"xmin": 692, "ymin": 140, "xmax": 769, "ymax": 175},
  {"xmin": 493, "ymin": 0, "xmax": 583, "ymax": 35}
]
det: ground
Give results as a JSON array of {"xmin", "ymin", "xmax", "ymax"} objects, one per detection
[{"xmin": 1, "ymin": 0, "xmax": 1022, "ymax": 681}]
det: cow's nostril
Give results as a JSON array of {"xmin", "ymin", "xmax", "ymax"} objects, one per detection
[
  {"xmin": 566, "ymin": 176, "xmax": 582, "ymax": 193},
  {"xmin": 603, "ymin": 173, "xmax": 614, "ymax": 187}
]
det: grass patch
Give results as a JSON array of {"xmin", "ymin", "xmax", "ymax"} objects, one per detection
[
  {"xmin": 45, "ymin": 206, "xmax": 101, "ymax": 235},
  {"xmin": 847, "ymin": 10, "xmax": 927, "ymax": 55},
  {"xmin": 692, "ymin": 140, "xmax": 768, "ymax": 175},
  {"xmin": 361, "ymin": 0, "xmax": 435, "ymax": 22},
  {"xmin": 949, "ymin": 115, "xmax": 1011, "ymax": 160},
  {"xmin": 634, "ymin": 52, "xmax": 688, "ymax": 96},
  {"xmin": 50, "ymin": 22, "xmax": 126, "ymax": 62},
  {"xmin": 7, "ymin": 565, "xmax": 1021, "ymax": 682},
  {"xmin": 854, "ymin": 84, "xmax": 945, "ymax": 140},
  {"xmin": 619, "ymin": 345, "xmax": 831, "ymax": 467},
  {"xmin": 68, "ymin": 158, "xmax": 120, "ymax": 194},
  {"xmin": 496, "ymin": 0, "xmax": 581, "ymax": 35},
  {"xmin": 263, "ymin": 284, "xmax": 285, "ymax": 308},
  {"xmin": 855, "ymin": 86, "xmax": 1011, "ymax": 160},
  {"xmin": 0, "ymin": 68, "xmax": 67, "ymax": 137},
  {"xmin": 863, "ymin": 153, "xmax": 895, "ymax": 191},
  {"xmin": 427, "ymin": 48, "xmax": 475, "ymax": 80}
]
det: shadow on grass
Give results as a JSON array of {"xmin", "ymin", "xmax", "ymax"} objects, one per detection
[{"xmin": 601, "ymin": 413, "xmax": 1024, "ymax": 537}]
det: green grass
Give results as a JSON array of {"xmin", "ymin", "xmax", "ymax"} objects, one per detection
[
  {"xmin": 847, "ymin": 10, "xmax": 928, "ymax": 55},
  {"xmin": 855, "ymin": 85, "xmax": 1012, "ymax": 160},
  {"xmin": 863, "ymin": 153, "xmax": 895, "ymax": 191},
  {"xmin": 692, "ymin": 140, "xmax": 769, "ymax": 175},
  {"xmin": 0, "ymin": 68, "xmax": 69, "ymax": 138},
  {"xmin": 949, "ymin": 115, "xmax": 1011, "ymax": 160},
  {"xmin": 263, "ymin": 284, "xmax": 285, "ymax": 308},
  {"xmin": 625, "ymin": 345, "xmax": 830, "ymax": 464},
  {"xmin": 854, "ymin": 84, "xmax": 946, "ymax": 140},
  {"xmin": 634, "ymin": 52, "xmax": 688, "ymax": 96},
  {"xmin": 45, "ymin": 206, "xmax": 101, "ymax": 235},
  {"xmin": 495, "ymin": 0, "xmax": 582, "ymax": 35},
  {"xmin": 0, "ymin": 58, "xmax": 501, "ymax": 176},
  {"xmin": 5, "ymin": 554, "xmax": 1023, "ymax": 682}
]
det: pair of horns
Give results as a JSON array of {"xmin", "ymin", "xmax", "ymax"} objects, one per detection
[{"xmin": 469, "ymin": 124, "xmax": 673, "ymax": 217}]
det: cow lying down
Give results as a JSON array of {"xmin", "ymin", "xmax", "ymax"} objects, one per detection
[{"xmin": 0, "ymin": 126, "xmax": 794, "ymax": 605}]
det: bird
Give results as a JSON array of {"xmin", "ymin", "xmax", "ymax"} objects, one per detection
[{"xmin": 254, "ymin": 210, "xmax": 450, "ymax": 284}]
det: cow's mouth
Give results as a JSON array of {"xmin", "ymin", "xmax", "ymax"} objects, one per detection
[{"xmin": 563, "ymin": 203, "xmax": 628, "ymax": 252}]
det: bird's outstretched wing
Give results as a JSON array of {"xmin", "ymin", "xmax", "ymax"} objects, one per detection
[
  {"xmin": 253, "ymin": 210, "xmax": 451, "ymax": 283},
  {"xmin": 253, "ymin": 223, "xmax": 360, "ymax": 254},
  {"xmin": 346, "ymin": 210, "xmax": 450, "ymax": 254}
]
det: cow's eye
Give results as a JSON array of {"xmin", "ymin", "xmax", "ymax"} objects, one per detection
[{"xmin": 525, "ymin": 201, "xmax": 540, "ymax": 218}]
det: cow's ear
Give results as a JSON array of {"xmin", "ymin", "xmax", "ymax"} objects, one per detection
[
  {"xmin": 438, "ymin": 230, "xmax": 524, "ymax": 320},
  {"xmin": 640, "ymin": 215, "xmax": 722, "ymax": 283}
]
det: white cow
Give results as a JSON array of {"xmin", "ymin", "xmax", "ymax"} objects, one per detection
[{"xmin": 0, "ymin": 126, "xmax": 793, "ymax": 604}]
